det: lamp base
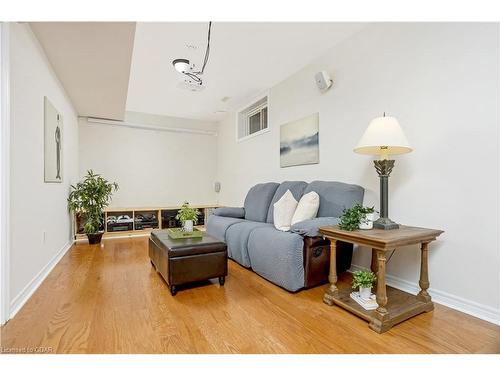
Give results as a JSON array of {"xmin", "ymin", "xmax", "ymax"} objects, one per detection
[{"xmin": 373, "ymin": 217, "xmax": 399, "ymax": 230}]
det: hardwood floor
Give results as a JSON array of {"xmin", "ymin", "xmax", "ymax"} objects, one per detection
[{"xmin": 1, "ymin": 236, "xmax": 499, "ymax": 354}]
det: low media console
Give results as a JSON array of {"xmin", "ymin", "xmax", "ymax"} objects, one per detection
[{"xmin": 73, "ymin": 204, "xmax": 219, "ymax": 240}]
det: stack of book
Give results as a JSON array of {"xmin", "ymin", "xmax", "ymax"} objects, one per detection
[{"xmin": 350, "ymin": 291, "xmax": 378, "ymax": 310}]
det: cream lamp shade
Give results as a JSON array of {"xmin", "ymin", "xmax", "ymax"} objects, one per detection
[{"xmin": 354, "ymin": 116, "xmax": 412, "ymax": 158}]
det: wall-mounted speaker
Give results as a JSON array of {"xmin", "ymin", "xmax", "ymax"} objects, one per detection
[{"xmin": 315, "ymin": 71, "xmax": 333, "ymax": 92}]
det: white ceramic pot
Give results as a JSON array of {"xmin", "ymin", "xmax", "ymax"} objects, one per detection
[
  {"xmin": 183, "ymin": 220, "xmax": 194, "ymax": 232},
  {"xmin": 359, "ymin": 286, "xmax": 372, "ymax": 300},
  {"xmin": 359, "ymin": 212, "xmax": 375, "ymax": 230}
]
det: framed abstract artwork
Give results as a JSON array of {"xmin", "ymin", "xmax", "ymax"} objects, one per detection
[
  {"xmin": 280, "ymin": 113, "xmax": 319, "ymax": 168},
  {"xmin": 44, "ymin": 96, "xmax": 63, "ymax": 183}
]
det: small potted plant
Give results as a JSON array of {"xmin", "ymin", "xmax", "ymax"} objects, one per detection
[
  {"xmin": 352, "ymin": 270, "xmax": 377, "ymax": 299},
  {"xmin": 339, "ymin": 204, "xmax": 377, "ymax": 231},
  {"xmin": 68, "ymin": 170, "xmax": 118, "ymax": 244},
  {"xmin": 358, "ymin": 206, "xmax": 376, "ymax": 230},
  {"xmin": 176, "ymin": 202, "xmax": 200, "ymax": 232}
]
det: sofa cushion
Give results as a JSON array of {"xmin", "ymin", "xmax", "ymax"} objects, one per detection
[
  {"xmin": 225, "ymin": 221, "xmax": 273, "ymax": 267},
  {"xmin": 303, "ymin": 181, "xmax": 364, "ymax": 218},
  {"xmin": 206, "ymin": 215, "xmax": 245, "ymax": 242},
  {"xmin": 273, "ymin": 190, "xmax": 298, "ymax": 231},
  {"xmin": 247, "ymin": 227, "xmax": 305, "ymax": 292},
  {"xmin": 266, "ymin": 181, "xmax": 308, "ymax": 223},
  {"xmin": 244, "ymin": 182, "xmax": 280, "ymax": 222},
  {"xmin": 291, "ymin": 191, "xmax": 320, "ymax": 225}
]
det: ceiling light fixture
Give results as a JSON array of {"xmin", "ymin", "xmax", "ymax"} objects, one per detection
[
  {"xmin": 172, "ymin": 22, "xmax": 212, "ymax": 87},
  {"xmin": 172, "ymin": 58, "xmax": 190, "ymax": 73}
]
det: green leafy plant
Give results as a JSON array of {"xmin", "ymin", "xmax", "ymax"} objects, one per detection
[
  {"xmin": 338, "ymin": 204, "xmax": 376, "ymax": 231},
  {"xmin": 68, "ymin": 170, "xmax": 119, "ymax": 234},
  {"xmin": 176, "ymin": 202, "xmax": 200, "ymax": 225},
  {"xmin": 352, "ymin": 270, "xmax": 377, "ymax": 289}
]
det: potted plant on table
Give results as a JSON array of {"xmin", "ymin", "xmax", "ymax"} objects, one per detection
[
  {"xmin": 339, "ymin": 204, "xmax": 377, "ymax": 231},
  {"xmin": 176, "ymin": 202, "xmax": 200, "ymax": 232},
  {"xmin": 68, "ymin": 170, "xmax": 119, "ymax": 244},
  {"xmin": 352, "ymin": 270, "xmax": 377, "ymax": 299},
  {"xmin": 358, "ymin": 206, "xmax": 376, "ymax": 229}
]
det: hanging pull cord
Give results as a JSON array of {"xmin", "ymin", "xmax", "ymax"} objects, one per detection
[
  {"xmin": 184, "ymin": 21, "xmax": 212, "ymax": 85},
  {"xmin": 193, "ymin": 21, "xmax": 212, "ymax": 75}
]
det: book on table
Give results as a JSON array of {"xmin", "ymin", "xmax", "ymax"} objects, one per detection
[{"xmin": 350, "ymin": 291, "xmax": 378, "ymax": 310}]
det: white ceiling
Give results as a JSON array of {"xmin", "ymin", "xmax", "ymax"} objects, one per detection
[
  {"xmin": 30, "ymin": 22, "xmax": 136, "ymax": 120},
  {"xmin": 126, "ymin": 22, "xmax": 366, "ymax": 122}
]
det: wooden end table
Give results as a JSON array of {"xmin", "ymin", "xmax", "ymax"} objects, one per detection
[{"xmin": 319, "ymin": 225, "xmax": 443, "ymax": 333}]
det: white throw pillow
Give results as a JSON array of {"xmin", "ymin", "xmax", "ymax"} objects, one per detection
[
  {"xmin": 273, "ymin": 190, "xmax": 299, "ymax": 231},
  {"xmin": 291, "ymin": 191, "xmax": 320, "ymax": 225}
]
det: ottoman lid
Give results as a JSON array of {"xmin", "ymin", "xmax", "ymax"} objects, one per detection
[{"xmin": 150, "ymin": 230, "xmax": 226, "ymax": 258}]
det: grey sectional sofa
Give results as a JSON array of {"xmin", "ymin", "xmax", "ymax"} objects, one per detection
[{"xmin": 206, "ymin": 181, "xmax": 364, "ymax": 292}]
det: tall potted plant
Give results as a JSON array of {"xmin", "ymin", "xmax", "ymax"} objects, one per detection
[{"xmin": 68, "ymin": 170, "xmax": 119, "ymax": 244}]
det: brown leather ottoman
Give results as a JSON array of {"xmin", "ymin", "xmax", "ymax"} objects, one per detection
[{"xmin": 149, "ymin": 230, "xmax": 227, "ymax": 295}]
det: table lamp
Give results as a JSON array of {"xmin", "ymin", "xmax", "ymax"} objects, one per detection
[{"xmin": 354, "ymin": 113, "xmax": 412, "ymax": 230}]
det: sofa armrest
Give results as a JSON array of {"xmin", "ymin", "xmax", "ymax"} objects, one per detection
[
  {"xmin": 213, "ymin": 207, "xmax": 245, "ymax": 218},
  {"xmin": 290, "ymin": 217, "xmax": 340, "ymax": 237}
]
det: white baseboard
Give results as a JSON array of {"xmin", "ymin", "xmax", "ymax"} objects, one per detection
[
  {"xmin": 9, "ymin": 240, "xmax": 74, "ymax": 320},
  {"xmin": 350, "ymin": 264, "xmax": 500, "ymax": 326}
]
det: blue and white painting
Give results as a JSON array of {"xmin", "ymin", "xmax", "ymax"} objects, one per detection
[{"xmin": 280, "ymin": 113, "xmax": 319, "ymax": 168}]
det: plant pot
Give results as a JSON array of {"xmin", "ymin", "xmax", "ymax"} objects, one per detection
[
  {"xmin": 87, "ymin": 232, "xmax": 104, "ymax": 245},
  {"xmin": 359, "ymin": 286, "xmax": 372, "ymax": 299},
  {"xmin": 183, "ymin": 220, "xmax": 194, "ymax": 232},
  {"xmin": 359, "ymin": 213, "xmax": 375, "ymax": 230}
]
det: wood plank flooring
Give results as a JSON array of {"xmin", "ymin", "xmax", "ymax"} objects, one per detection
[{"xmin": 1, "ymin": 236, "xmax": 499, "ymax": 354}]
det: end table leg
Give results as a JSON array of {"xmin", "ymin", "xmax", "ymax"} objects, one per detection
[
  {"xmin": 369, "ymin": 249, "xmax": 389, "ymax": 333},
  {"xmin": 417, "ymin": 242, "xmax": 432, "ymax": 304},
  {"xmin": 323, "ymin": 239, "xmax": 338, "ymax": 306},
  {"xmin": 370, "ymin": 248, "xmax": 379, "ymax": 274}
]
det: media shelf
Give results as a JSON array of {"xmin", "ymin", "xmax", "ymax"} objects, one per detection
[
  {"xmin": 106, "ymin": 210, "xmax": 134, "ymax": 232},
  {"xmin": 73, "ymin": 204, "xmax": 219, "ymax": 241},
  {"xmin": 135, "ymin": 210, "xmax": 159, "ymax": 230}
]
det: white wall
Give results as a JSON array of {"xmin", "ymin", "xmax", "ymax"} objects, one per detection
[
  {"xmin": 79, "ymin": 111, "xmax": 218, "ymax": 208},
  {"xmin": 0, "ymin": 22, "xmax": 10, "ymax": 325},
  {"xmin": 9, "ymin": 23, "xmax": 79, "ymax": 315},
  {"xmin": 216, "ymin": 23, "xmax": 500, "ymax": 323}
]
